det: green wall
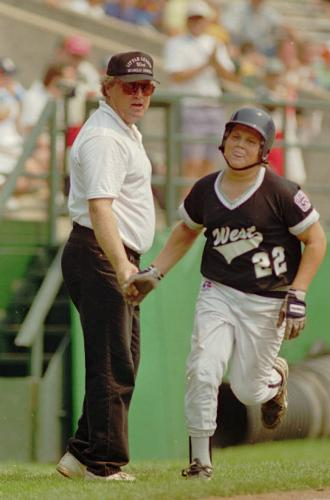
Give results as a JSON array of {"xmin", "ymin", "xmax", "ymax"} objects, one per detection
[
  {"xmin": 0, "ymin": 220, "xmax": 48, "ymax": 310},
  {"xmin": 129, "ymin": 231, "xmax": 203, "ymax": 460},
  {"xmin": 280, "ymin": 239, "xmax": 330, "ymax": 363},
  {"xmin": 0, "ymin": 253, "xmax": 33, "ymax": 310},
  {"xmin": 71, "ymin": 231, "xmax": 330, "ymax": 461}
]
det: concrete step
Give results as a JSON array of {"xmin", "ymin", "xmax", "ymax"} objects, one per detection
[{"xmin": 0, "ymin": 352, "xmax": 53, "ymax": 377}]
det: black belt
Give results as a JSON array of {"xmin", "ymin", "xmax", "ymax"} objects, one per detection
[{"xmin": 71, "ymin": 222, "xmax": 141, "ymax": 262}]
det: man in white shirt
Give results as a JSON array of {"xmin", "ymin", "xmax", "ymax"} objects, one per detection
[
  {"xmin": 163, "ymin": 0, "xmax": 237, "ymax": 197},
  {"xmin": 57, "ymin": 51, "xmax": 158, "ymax": 481}
]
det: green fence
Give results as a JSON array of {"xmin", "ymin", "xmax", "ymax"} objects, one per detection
[{"xmin": 71, "ymin": 231, "xmax": 330, "ymax": 461}]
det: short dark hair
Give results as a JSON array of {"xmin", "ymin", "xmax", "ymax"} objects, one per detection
[{"xmin": 42, "ymin": 63, "xmax": 64, "ymax": 87}]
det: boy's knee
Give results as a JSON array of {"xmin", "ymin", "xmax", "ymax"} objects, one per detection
[{"xmin": 231, "ymin": 380, "xmax": 266, "ymax": 406}]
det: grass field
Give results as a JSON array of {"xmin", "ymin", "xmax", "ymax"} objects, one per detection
[{"xmin": 1, "ymin": 439, "xmax": 330, "ymax": 500}]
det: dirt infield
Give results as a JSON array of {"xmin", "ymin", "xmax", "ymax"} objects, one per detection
[{"xmin": 204, "ymin": 489, "xmax": 330, "ymax": 500}]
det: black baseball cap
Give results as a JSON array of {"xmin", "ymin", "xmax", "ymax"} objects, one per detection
[{"xmin": 106, "ymin": 51, "xmax": 159, "ymax": 83}]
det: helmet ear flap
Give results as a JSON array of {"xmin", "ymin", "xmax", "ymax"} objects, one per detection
[
  {"xmin": 259, "ymin": 139, "xmax": 266, "ymax": 162},
  {"xmin": 218, "ymin": 124, "xmax": 232, "ymax": 153},
  {"xmin": 260, "ymin": 139, "xmax": 271, "ymax": 163}
]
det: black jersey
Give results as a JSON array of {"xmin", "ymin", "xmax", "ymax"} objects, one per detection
[{"xmin": 179, "ymin": 167, "xmax": 319, "ymax": 297}]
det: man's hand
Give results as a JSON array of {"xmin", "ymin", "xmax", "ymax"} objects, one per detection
[
  {"xmin": 277, "ymin": 288, "xmax": 306, "ymax": 340},
  {"xmin": 116, "ymin": 261, "xmax": 139, "ymax": 295},
  {"xmin": 124, "ymin": 265, "xmax": 164, "ymax": 305}
]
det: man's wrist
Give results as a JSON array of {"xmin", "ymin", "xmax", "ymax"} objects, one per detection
[{"xmin": 147, "ymin": 264, "xmax": 164, "ymax": 280}]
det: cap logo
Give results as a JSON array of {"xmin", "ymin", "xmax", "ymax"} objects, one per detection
[
  {"xmin": 106, "ymin": 51, "xmax": 159, "ymax": 82},
  {"xmin": 126, "ymin": 56, "xmax": 152, "ymax": 74},
  {"xmin": 127, "ymin": 56, "xmax": 152, "ymax": 68}
]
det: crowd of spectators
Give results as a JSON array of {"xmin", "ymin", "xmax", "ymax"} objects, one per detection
[
  {"xmin": 44, "ymin": 0, "xmax": 166, "ymax": 30},
  {"xmin": 0, "ymin": 34, "xmax": 102, "ymax": 203},
  {"xmin": 160, "ymin": 0, "xmax": 330, "ymax": 187},
  {"xmin": 3, "ymin": 0, "xmax": 330, "ymax": 209}
]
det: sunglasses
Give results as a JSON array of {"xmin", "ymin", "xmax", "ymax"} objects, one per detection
[{"xmin": 117, "ymin": 80, "xmax": 156, "ymax": 96}]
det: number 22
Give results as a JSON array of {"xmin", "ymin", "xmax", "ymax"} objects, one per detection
[{"xmin": 252, "ymin": 246, "xmax": 287, "ymax": 278}]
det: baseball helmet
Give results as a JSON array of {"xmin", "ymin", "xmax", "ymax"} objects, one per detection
[{"xmin": 219, "ymin": 106, "xmax": 276, "ymax": 162}]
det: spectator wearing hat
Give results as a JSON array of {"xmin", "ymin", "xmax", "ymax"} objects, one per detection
[
  {"xmin": 54, "ymin": 35, "xmax": 101, "ymax": 157},
  {"xmin": 57, "ymin": 34, "xmax": 100, "ymax": 88},
  {"xmin": 54, "ymin": 34, "xmax": 100, "ymax": 126},
  {"xmin": 56, "ymin": 51, "xmax": 158, "ymax": 481},
  {"xmin": 163, "ymin": 0, "xmax": 238, "ymax": 198},
  {"xmin": 0, "ymin": 57, "xmax": 25, "ymax": 103}
]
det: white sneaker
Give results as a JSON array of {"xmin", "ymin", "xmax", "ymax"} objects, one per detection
[
  {"xmin": 56, "ymin": 451, "xmax": 86, "ymax": 478},
  {"xmin": 85, "ymin": 470, "xmax": 136, "ymax": 481}
]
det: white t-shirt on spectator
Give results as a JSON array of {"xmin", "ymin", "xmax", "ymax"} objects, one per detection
[
  {"xmin": 0, "ymin": 86, "xmax": 23, "ymax": 174},
  {"xmin": 20, "ymin": 80, "xmax": 49, "ymax": 129},
  {"xmin": 164, "ymin": 33, "xmax": 235, "ymax": 99}
]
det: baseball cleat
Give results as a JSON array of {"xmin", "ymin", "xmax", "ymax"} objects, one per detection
[
  {"xmin": 56, "ymin": 451, "xmax": 86, "ymax": 478},
  {"xmin": 261, "ymin": 356, "xmax": 289, "ymax": 429},
  {"xmin": 181, "ymin": 458, "xmax": 213, "ymax": 480},
  {"xmin": 85, "ymin": 470, "xmax": 135, "ymax": 481}
]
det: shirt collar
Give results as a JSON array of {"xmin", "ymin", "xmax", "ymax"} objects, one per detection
[{"xmin": 99, "ymin": 100, "xmax": 142, "ymax": 141}]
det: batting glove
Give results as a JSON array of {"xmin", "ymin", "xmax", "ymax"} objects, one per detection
[
  {"xmin": 277, "ymin": 288, "xmax": 306, "ymax": 340},
  {"xmin": 124, "ymin": 265, "xmax": 164, "ymax": 305}
]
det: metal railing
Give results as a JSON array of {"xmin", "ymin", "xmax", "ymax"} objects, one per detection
[
  {"xmin": 14, "ymin": 245, "xmax": 64, "ymax": 377},
  {"xmin": 0, "ymin": 99, "xmax": 61, "ymax": 246},
  {"xmin": 2, "ymin": 90, "xmax": 330, "ymax": 235},
  {"xmin": 0, "ymin": 100, "xmax": 65, "ymax": 377}
]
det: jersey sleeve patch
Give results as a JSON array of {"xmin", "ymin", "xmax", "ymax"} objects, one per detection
[{"xmin": 294, "ymin": 190, "xmax": 312, "ymax": 212}]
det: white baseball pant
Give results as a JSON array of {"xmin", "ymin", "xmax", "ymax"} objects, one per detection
[{"xmin": 185, "ymin": 279, "xmax": 285, "ymax": 438}]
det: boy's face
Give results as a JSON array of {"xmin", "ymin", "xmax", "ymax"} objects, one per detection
[{"xmin": 224, "ymin": 124, "xmax": 262, "ymax": 169}]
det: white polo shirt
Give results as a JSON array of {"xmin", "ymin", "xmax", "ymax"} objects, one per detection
[
  {"xmin": 164, "ymin": 33, "xmax": 235, "ymax": 101},
  {"xmin": 68, "ymin": 100, "xmax": 155, "ymax": 254}
]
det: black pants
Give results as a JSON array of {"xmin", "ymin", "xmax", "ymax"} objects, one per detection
[{"xmin": 61, "ymin": 223, "xmax": 140, "ymax": 476}]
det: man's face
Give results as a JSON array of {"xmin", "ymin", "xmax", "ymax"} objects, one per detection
[
  {"xmin": 224, "ymin": 124, "xmax": 262, "ymax": 169},
  {"xmin": 187, "ymin": 16, "xmax": 208, "ymax": 37},
  {"xmin": 105, "ymin": 79, "xmax": 154, "ymax": 125}
]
